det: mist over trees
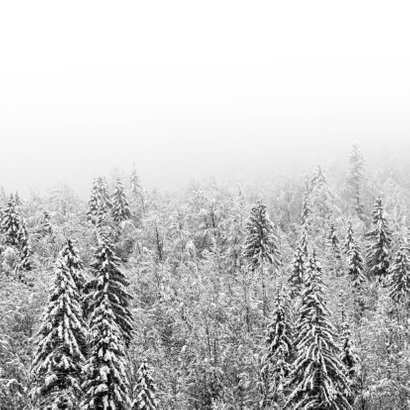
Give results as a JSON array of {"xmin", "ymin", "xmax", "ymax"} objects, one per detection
[{"xmin": 0, "ymin": 144, "xmax": 410, "ymax": 409}]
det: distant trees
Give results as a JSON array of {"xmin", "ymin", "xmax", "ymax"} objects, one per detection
[
  {"xmin": 87, "ymin": 177, "xmax": 112, "ymax": 225},
  {"xmin": 112, "ymin": 178, "xmax": 131, "ymax": 223},
  {"xmin": 347, "ymin": 144, "xmax": 365, "ymax": 220}
]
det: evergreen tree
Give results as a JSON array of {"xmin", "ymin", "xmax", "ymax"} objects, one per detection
[
  {"xmin": 32, "ymin": 249, "xmax": 87, "ymax": 409},
  {"xmin": 87, "ymin": 179, "xmax": 101, "ymax": 224},
  {"xmin": 132, "ymin": 362, "xmax": 157, "ymax": 410},
  {"xmin": 244, "ymin": 200, "xmax": 281, "ymax": 317},
  {"xmin": 16, "ymin": 217, "xmax": 31, "ymax": 272},
  {"xmin": 328, "ymin": 223, "xmax": 341, "ymax": 261},
  {"xmin": 60, "ymin": 239, "xmax": 86, "ymax": 295},
  {"xmin": 112, "ymin": 178, "xmax": 131, "ymax": 223},
  {"xmin": 300, "ymin": 186, "xmax": 312, "ymax": 227},
  {"xmin": 365, "ymin": 197, "xmax": 392, "ymax": 281},
  {"xmin": 286, "ymin": 251, "xmax": 352, "ymax": 409},
  {"xmin": 42, "ymin": 210, "xmax": 53, "ymax": 235},
  {"xmin": 260, "ymin": 292, "xmax": 292, "ymax": 409},
  {"xmin": 346, "ymin": 144, "xmax": 365, "ymax": 220},
  {"xmin": 82, "ymin": 237, "xmax": 132, "ymax": 409},
  {"xmin": 389, "ymin": 238, "xmax": 410, "ymax": 304},
  {"xmin": 1, "ymin": 195, "xmax": 20, "ymax": 246},
  {"xmin": 87, "ymin": 177, "xmax": 112, "ymax": 225},
  {"xmin": 339, "ymin": 322, "xmax": 360, "ymax": 406},
  {"xmin": 288, "ymin": 228, "xmax": 308, "ymax": 299},
  {"xmin": 345, "ymin": 222, "xmax": 366, "ymax": 290},
  {"xmin": 85, "ymin": 237, "xmax": 133, "ymax": 347},
  {"xmin": 243, "ymin": 200, "xmax": 281, "ymax": 270}
]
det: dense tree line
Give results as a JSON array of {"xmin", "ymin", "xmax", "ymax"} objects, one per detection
[{"xmin": 0, "ymin": 146, "xmax": 410, "ymax": 409}]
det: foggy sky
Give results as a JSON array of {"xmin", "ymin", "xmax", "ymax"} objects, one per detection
[{"xmin": 1, "ymin": 1, "xmax": 409, "ymax": 198}]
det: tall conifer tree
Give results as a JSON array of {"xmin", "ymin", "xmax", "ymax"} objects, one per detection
[
  {"xmin": 32, "ymin": 246, "xmax": 87, "ymax": 409},
  {"xmin": 82, "ymin": 236, "xmax": 133, "ymax": 409},
  {"xmin": 365, "ymin": 197, "xmax": 392, "ymax": 281},
  {"xmin": 286, "ymin": 251, "xmax": 352, "ymax": 409}
]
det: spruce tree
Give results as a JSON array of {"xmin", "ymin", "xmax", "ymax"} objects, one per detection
[
  {"xmin": 243, "ymin": 200, "xmax": 281, "ymax": 270},
  {"xmin": 339, "ymin": 322, "xmax": 360, "ymax": 406},
  {"xmin": 112, "ymin": 178, "xmax": 131, "ymax": 223},
  {"xmin": 32, "ymin": 248, "xmax": 87, "ymax": 409},
  {"xmin": 328, "ymin": 223, "xmax": 341, "ymax": 261},
  {"xmin": 1, "ymin": 195, "xmax": 20, "ymax": 246},
  {"xmin": 87, "ymin": 179, "xmax": 100, "ymax": 224},
  {"xmin": 132, "ymin": 362, "xmax": 157, "ymax": 410},
  {"xmin": 82, "ymin": 237, "xmax": 132, "ymax": 409},
  {"xmin": 389, "ymin": 239, "xmax": 410, "ymax": 304},
  {"xmin": 288, "ymin": 228, "xmax": 308, "ymax": 299},
  {"xmin": 60, "ymin": 239, "xmax": 86, "ymax": 295},
  {"xmin": 347, "ymin": 144, "xmax": 365, "ymax": 220},
  {"xmin": 260, "ymin": 292, "xmax": 292, "ymax": 409},
  {"xmin": 365, "ymin": 197, "xmax": 392, "ymax": 282},
  {"xmin": 345, "ymin": 222, "xmax": 366, "ymax": 290},
  {"xmin": 85, "ymin": 237, "xmax": 133, "ymax": 346},
  {"xmin": 87, "ymin": 177, "xmax": 112, "ymax": 225},
  {"xmin": 16, "ymin": 218, "xmax": 31, "ymax": 272},
  {"xmin": 244, "ymin": 200, "xmax": 281, "ymax": 317},
  {"xmin": 285, "ymin": 251, "xmax": 352, "ymax": 409}
]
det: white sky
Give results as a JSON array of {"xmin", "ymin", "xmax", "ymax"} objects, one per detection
[{"xmin": 0, "ymin": 1, "xmax": 409, "ymax": 198}]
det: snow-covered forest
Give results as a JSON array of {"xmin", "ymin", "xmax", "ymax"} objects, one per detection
[{"xmin": 1, "ymin": 144, "xmax": 410, "ymax": 409}]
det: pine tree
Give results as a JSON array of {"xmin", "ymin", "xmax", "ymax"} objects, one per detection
[
  {"xmin": 60, "ymin": 239, "xmax": 86, "ymax": 295},
  {"xmin": 82, "ymin": 237, "xmax": 132, "ymax": 409},
  {"xmin": 345, "ymin": 222, "xmax": 366, "ymax": 290},
  {"xmin": 112, "ymin": 178, "xmax": 131, "ymax": 223},
  {"xmin": 260, "ymin": 292, "xmax": 292, "ymax": 409},
  {"xmin": 87, "ymin": 177, "xmax": 112, "ymax": 225},
  {"xmin": 132, "ymin": 362, "xmax": 157, "ymax": 410},
  {"xmin": 243, "ymin": 200, "xmax": 281, "ymax": 270},
  {"xmin": 339, "ymin": 322, "xmax": 360, "ymax": 406},
  {"xmin": 365, "ymin": 197, "xmax": 392, "ymax": 282},
  {"xmin": 285, "ymin": 251, "xmax": 352, "ymax": 409},
  {"xmin": 1, "ymin": 195, "xmax": 20, "ymax": 246},
  {"xmin": 16, "ymin": 217, "xmax": 31, "ymax": 272},
  {"xmin": 87, "ymin": 179, "xmax": 100, "ymax": 224},
  {"xmin": 85, "ymin": 237, "xmax": 133, "ymax": 347},
  {"xmin": 288, "ymin": 228, "xmax": 308, "ymax": 299},
  {"xmin": 347, "ymin": 144, "xmax": 365, "ymax": 220},
  {"xmin": 389, "ymin": 238, "xmax": 410, "ymax": 304},
  {"xmin": 300, "ymin": 186, "xmax": 312, "ymax": 227},
  {"xmin": 31, "ymin": 249, "xmax": 87, "ymax": 409},
  {"xmin": 244, "ymin": 200, "xmax": 281, "ymax": 317},
  {"xmin": 328, "ymin": 223, "xmax": 341, "ymax": 261}
]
